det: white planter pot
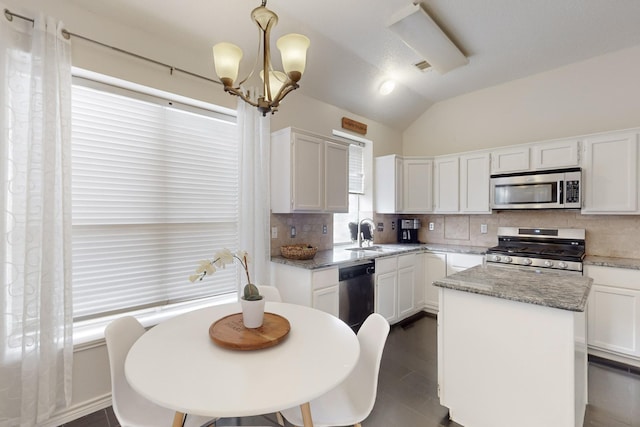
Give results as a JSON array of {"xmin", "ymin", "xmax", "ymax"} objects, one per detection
[{"xmin": 241, "ymin": 298, "xmax": 265, "ymax": 328}]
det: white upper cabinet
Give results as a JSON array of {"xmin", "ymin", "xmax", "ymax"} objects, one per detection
[
  {"xmin": 581, "ymin": 131, "xmax": 639, "ymax": 214},
  {"xmin": 492, "ymin": 139, "xmax": 579, "ymax": 174},
  {"xmin": 434, "ymin": 156, "xmax": 460, "ymax": 213},
  {"xmin": 375, "ymin": 155, "xmax": 432, "ymax": 214},
  {"xmin": 403, "ymin": 158, "xmax": 433, "ymax": 213},
  {"xmin": 459, "ymin": 152, "xmax": 491, "ymax": 213},
  {"xmin": 432, "ymin": 152, "xmax": 490, "ymax": 214},
  {"xmin": 374, "ymin": 155, "xmax": 403, "ymax": 214},
  {"xmin": 271, "ymin": 127, "xmax": 349, "ymax": 213},
  {"xmin": 531, "ymin": 139, "xmax": 580, "ymax": 170},
  {"xmin": 324, "ymin": 141, "xmax": 350, "ymax": 212},
  {"xmin": 490, "ymin": 146, "xmax": 530, "ymax": 174}
]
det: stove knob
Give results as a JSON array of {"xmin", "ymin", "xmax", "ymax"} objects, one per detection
[
  {"xmin": 522, "ymin": 258, "xmax": 533, "ymax": 266},
  {"xmin": 491, "ymin": 255, "xmax": 501, "ymax": 262},
  {"xmin": 544, "ymin": 260, "xmax": 553, "ymax": 267},
  {"xmin": 503, "ymin": 256, "xmax": 512, "ymax": 263},
  {"xmin": 558, "ymin": 262, "xmax": 568, "ymax": 269}
]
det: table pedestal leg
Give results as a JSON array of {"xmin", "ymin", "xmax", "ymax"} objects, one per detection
[
  {"xmin": 172, "ymin": 411, "xmax": 185, "ymax": 427},
  {"xmin": 300, "ymin": 402, "xmax": 314, "ymax": 427}
]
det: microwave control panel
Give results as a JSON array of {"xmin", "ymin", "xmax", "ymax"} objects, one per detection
[{"xmin": 565, "ymin": 180, "xmax": 580, "ymax": 203}]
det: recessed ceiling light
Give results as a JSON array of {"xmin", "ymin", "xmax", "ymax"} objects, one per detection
[{"xmin": 379, "ymin": 80, "xmax": 396, "ymax": 95}]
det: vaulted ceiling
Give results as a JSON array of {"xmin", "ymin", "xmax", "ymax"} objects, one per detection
[{"xmin": 70, "ymin": 0, "xmax": 640, "ymax": 130}]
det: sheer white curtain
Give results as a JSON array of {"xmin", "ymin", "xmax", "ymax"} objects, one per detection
[
  {"xmin": 0, "ymin": 11, "xmax": 73, "ymax": 427},
  {"xmin": 236, "ymin": 97, "xmax": 271, "ymax": 287}
]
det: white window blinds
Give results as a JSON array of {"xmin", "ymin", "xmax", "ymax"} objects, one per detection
[
  {"xmin": 348, "ymin": 144, "xmax": 365, "ymax": 194},
  {"xmin": 71, "ymin": 81, "xmax": 239, "ymax": 320}
]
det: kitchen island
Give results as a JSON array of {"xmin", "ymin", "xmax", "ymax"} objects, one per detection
[{"xmin": 434, "ymin": 264, "xmax": 593, "ymax": 427}]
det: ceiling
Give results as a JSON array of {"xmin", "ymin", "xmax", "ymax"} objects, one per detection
[{"xmin": 70, "ymin": 0, "xmax": 640, "ymax": 131}]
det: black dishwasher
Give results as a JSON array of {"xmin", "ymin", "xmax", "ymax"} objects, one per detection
[{"xmin": 338, "ymin": 261, "xmax": 375, "ymax": 332}]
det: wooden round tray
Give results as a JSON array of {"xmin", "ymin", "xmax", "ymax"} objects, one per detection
[{"xmin": 209, "ymin": 312, "xmax": 291, "ymax": 350}]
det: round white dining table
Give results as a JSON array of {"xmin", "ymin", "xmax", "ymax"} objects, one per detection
[{"xmin": 125, "ymin": 302, "xmax": 360, "ymax": 427}]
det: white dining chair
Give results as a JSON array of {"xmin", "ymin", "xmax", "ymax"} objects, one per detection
[
  {"xmin": 105, "ymin": 316, "xmax": 218, "ymax": 427},
  {"xmin": 257, "ymin": 285, "xmax": 282, "ymax": 302},
  {"xmin": 277, "ymin": 313, "xmax": 390, "ymax": 427}
]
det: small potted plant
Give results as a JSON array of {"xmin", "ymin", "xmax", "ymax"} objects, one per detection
[{"xmin": 190, "ymin": 249, "xmax": 265, "ymax": 328}]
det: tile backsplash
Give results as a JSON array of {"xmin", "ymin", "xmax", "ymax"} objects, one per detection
[
  {"xmin": 270, "ymin": 213, "xmax": 334, "ymax": 256},
  {"xmin": 271, "ymin": 211, "xmax": 640, "ymax": 259}
]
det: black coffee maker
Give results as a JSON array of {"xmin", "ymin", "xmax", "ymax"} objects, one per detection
[{"xmin": 397, "ymin": 218, "xmax": 421, "ymax": 243}]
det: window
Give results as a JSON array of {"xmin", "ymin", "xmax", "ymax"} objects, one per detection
[
  {"xmin": 348, "ymin": 144, "xmax": 365, "ymax": 194},
  {"xmin": 71, "ymin": 77, "xmax": 239, "ymax": 321},
  {"xmin": 334, "ymin": 141, "xmax": 366, "ymax": 244}
]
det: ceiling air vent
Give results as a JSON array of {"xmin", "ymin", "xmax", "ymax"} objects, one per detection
[
  {"xmin": 414, "ymin": 60, "xmax": 432, "ymax": 72},
  {"xmin": 388, "ymin": 3, "xmax": 468, "ymax": 74}
]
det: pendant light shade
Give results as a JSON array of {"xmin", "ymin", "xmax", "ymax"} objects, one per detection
[
  {"xmin": 260, "ymin": 70, "xmax": 288, "ymax": 97},
  {"xmin": 212, "ymin": 42, "xmax": 243, "ymax": 86},
  {"xmin": 277, "ymin": 34, "xmax": 310, "ymax": 82}
]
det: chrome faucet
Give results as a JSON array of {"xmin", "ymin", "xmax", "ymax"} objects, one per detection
[{"xmin": 357, "ymin": 218, "xmax": 374, "ymax": 247}]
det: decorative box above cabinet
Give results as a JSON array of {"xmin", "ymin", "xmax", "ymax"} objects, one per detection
[{"xmin": 271, "ymin": 127, "xmax": 349, "ymax": 213}]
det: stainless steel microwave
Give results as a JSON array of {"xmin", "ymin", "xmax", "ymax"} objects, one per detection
[{"xmin": 490, "ymin": 168, "xmax": 581, "ymax": 210}]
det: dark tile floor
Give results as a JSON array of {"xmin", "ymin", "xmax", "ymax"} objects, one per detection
[{"xmin": 62, "ymin": 314, "xmax": 640, "ymax": 427}]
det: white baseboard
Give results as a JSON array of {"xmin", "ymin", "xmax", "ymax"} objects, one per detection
[{"xmin": 38, "ymin": 394, "xmax": 112, "ymax": 427}]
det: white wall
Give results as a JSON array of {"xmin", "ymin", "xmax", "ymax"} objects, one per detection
[
  {"xmin": 403, "ymin": 44, "xmax": 640, "ymax": 156},
  {"xmin": 271, "ymin": 94, "xmax": 402, "ymax": 157},
  {"xmin": 3, "ymin": 0, "xmax": 401, "ymax": 424},
  {"xmin": 7, "ymin": 0, "xmax": 402, "ymax": 157}
]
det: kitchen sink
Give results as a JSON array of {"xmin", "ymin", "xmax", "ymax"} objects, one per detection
[
  {"xmin": 344, "ymin": 245, "xmax": 397, "ymax": 253},
  {"xmin": 344, "ymin": 245, "xmax": 382, "ymax": 252}
]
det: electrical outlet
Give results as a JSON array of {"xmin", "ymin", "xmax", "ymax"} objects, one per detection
[
  {"xmin": 377, "ymin": 222, "xmax": 384, "ymax": 232},
  {"xmin": 271, "ymin": 227, "xmax": 278, "ymax": 239},
  {"xmin": 429, "ymin": 222, "xmax": 435, "ymax": 231},
  {"xmin": 480, "ymin": 224, "xmax": 488, "ymax": 234},
  {"xmin": 290, "ymin": 226, "xmax": 296, "ymax": 238},
  {"xmin": 322, "ymin": 224, "xmax": 327, "ymax": 234}
]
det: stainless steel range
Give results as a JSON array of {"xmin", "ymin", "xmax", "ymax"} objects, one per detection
[{"xmin": 486, "ymin": 227, "xmax": 585, "ymax": 274}]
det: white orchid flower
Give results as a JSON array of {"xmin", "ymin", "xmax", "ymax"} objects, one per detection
[
  {"xmin": 189, "ymin": 248, "xmax": 254, "ymax": 293},
  {"xmin": 214, "ymin": 248, "xmax": 234, "ymax": 268},
  {"xmin": 195, "ymin": 259, "xmax": 214, "ymax": 275}
]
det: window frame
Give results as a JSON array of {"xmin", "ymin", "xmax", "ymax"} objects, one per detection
[{"xmin": 70, "ymin": 70, "xmax": 241, "ymax": 342}]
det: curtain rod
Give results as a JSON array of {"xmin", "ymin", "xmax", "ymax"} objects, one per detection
[{"xmin": 3, "ymin": 8, "xmax": 221, "ymax": 86}]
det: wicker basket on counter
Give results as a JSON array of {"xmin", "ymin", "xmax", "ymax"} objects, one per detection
[{"xmin": 280, "ymin": 244, "xmax": 318, "ymax": 260}]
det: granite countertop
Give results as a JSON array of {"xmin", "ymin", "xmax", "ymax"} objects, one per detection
[
  {"xmin": 270, "ymin": 243, "xmax": 489, "ymax": 270},
  {"xmin": 584, "ymin": 255, "xmax": 640, "ymax": 270},
  {"xmin": 433, "ymin": 264, "xmax": 593, "ymax": 312}
]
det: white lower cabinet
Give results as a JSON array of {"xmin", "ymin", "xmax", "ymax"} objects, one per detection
[
  {"xmin": 424, "ymin": 252, "xmax": 447, "ymax": 313},
  {"xmin": 585, "ymin": 265, "xmax": 640, "ymax": 366},
  {"xmin": 446, "ymin": 253, "xmax": 484, "ymax": 276},
  {"xmin": 270, "ymin": 263, "xmax": 339, "ymax": 317},
  {"xmin": 398, "ymin": 254, "xmax": 416, "ymax": 319},
  {"xmin": 422, "ymin": 252, "xmax": 482, "ymax": 314},
  {"xmin": 312, "ymin": 285, "xmax": 339, "ymax": 317},
  {"xmin": 375, "ymin": 253, "xmax": 417, "ymax": 324}
]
